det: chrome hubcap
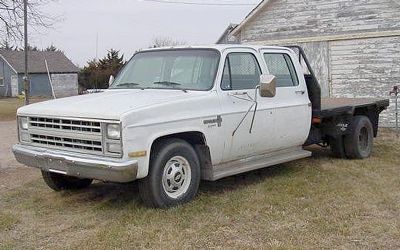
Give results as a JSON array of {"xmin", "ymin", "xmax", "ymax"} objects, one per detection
[{"xmin": 162, "ymin": 156, "xmax": 191, "ymax": 199}]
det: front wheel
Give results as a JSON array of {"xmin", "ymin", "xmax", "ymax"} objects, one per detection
[{"xmin": 138, "ymin": 139, "xmax": 200, "ymax": 208}]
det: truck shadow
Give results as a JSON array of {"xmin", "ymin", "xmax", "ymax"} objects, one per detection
[{"xmin": 71, "ymin": 146, "xmax": 332, "ymax": 206}]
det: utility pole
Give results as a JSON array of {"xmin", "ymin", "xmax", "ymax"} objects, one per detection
[{"xmin": 23, "ymin": 0, "xmax": 30, "ymax": 105}]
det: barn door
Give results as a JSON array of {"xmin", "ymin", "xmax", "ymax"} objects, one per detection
[{"xmin": 11, "ymin": 75, "xmax": 18, "ymax": 97}]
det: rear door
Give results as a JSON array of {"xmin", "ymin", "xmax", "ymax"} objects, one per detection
[{"xmin": 260, "ymin": 48, "xmax": 311, "ymax": 150}]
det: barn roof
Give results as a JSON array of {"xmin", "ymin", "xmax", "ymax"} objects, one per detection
[
  {"xmin": 230, "ymin": 0, "xmax": 271, "ymax": 36},
  {"xmin": 216, "ymin": 23, "xmax": 239, "ymax": 44},
  {"xmin": 0, "ymin": 50, "xmax": 79, "ymax": 74}
]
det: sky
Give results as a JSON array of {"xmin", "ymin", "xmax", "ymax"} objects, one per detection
[{"xmin": 29, "ymin": 0, "xmax": 259, "ymax": 67}]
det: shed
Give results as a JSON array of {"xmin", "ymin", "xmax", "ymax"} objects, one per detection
[
  {"xmin": 222, "ymin": 0, "xmax": 400, "ymax": 127},
  {"xmin": 0, "ymin": 50, "xmax": 79, "ymax": 98}
]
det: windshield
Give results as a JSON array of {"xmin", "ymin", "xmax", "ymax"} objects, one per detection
[{"xmin": 111, "ymin": 49, "xmax": 220, "ymax": 91}]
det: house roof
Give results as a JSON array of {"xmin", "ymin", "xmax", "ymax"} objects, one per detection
[
  {"xmin": 0, "ymin": 50, "xmax": 79, "ymax": 74},
  {"xmin": 230, "ymin": 0, "xmax": 271, "ymax": 36}
]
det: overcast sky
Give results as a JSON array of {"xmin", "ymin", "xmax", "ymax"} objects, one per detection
[{"xmin": 29, "ymin": 0, "xmax": 259, "ymax": 67}]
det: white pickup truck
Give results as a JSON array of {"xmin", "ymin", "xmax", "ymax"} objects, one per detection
[{"xmin": 13, "ymin": 45, "xmax": 389, "ymax": 208}]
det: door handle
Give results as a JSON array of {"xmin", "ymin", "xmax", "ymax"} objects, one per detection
[
  {"xmin": 231, "ymin": 91, "xmax": 248, "ymax": 96},
  {"xmin": 295, "ymin": 90, "xmax": 306, "ymax": 95}
]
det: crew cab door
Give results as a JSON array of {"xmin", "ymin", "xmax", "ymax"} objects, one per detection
[
  {"xmin": 260, "ymin": 48, "xmax": 311, "ymax": 150},
  {"xmin": 217, "ymin": 48, "xmax": 276, "ymax": 162}
]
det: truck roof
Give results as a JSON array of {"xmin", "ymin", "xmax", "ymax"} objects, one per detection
[{"xmin": 141, "ymin": 44, "xmax": 294, "ymax": 53}]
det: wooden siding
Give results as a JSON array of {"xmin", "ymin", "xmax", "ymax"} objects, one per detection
[
  {"xmin": 239, "ymin": 0, "xmax": 400, "ymax": 42},
  {"xmin": 298, "ymin": 41, "xmax": 330, "ymax": 97},
  {"xmin": 330, "ymin": 36, "xmax": 400, "ymax": 126}
]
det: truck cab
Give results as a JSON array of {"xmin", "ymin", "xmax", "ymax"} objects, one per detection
[{"xmin": 13, "ymin": 45, "xmax": 389, "ymax": 208}]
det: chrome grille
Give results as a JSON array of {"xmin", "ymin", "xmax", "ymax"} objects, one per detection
[
  {"xmin": 29, "ymin": 117, "xmax": 101, "ymax": 134},
  {"xmin": 25, "ymin": 116, "xmax": 105, "ymax": 155},
  {"xmin": 30, "ymin": 134, "xmax": 103, "ymax": 153}
]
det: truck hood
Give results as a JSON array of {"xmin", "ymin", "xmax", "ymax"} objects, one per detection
[{"xmin": 18, "ymin": 89, "xmax": 208, "ymax": 120}]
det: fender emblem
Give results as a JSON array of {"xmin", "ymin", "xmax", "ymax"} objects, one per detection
[{"xmin": 203, "ymin": 115, "xmax": 223, "ymax": 127}]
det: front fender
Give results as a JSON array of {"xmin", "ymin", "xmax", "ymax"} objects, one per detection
[{"xmin": 124, "ymin": 123, "xmax": 210, "ymax": 179}]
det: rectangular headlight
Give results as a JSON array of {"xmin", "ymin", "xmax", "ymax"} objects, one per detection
[
  {"xmin": 20, "ymin": 117, "xmax": 28, "ymax": 130},
  {"xmin": 106, "ymin": 124, "xmax": 121, "ymax": 140}
]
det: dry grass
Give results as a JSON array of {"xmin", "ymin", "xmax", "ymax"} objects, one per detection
[
  {"xmin": 0, "ymin": 98, "xmax": 47, "ymax": 121},
  {"xmin": 0, "ymin": 130, "xmax": 399, "ymax": 249},
  {"xmin": 0, "ymin": 98, "xmax": 23, "ymax": 121}
]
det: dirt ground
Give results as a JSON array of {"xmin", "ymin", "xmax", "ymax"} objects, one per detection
[
  {"xmin": 0, "ymin": 121, "xmax": 39, "ymax": 191},
  {"xmin": 0, "ymin": 119, "xmax": 399, "ymax": 249}
]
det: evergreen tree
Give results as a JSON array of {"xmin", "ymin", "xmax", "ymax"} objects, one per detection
[
  {"xmin": 45, "ymin": 45, "xmax": 63, "ymax": 53},
  {"xmin": 79, "ymin": 49, "xmax": 125, "ymax": 90}
]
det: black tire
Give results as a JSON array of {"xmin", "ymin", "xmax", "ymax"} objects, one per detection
[
  {"xmin": 344, "ymin": 116, "xmax": 374, "ymax": 159},
  {"xmin": 41, "ymin": 170, "xmax": 93, "ymax": 191},
  {"xmin": 329, "ymin": 136, "xmax": 346, "ymax": 158},
  {"xmin": 138, "ymin": 139, "xmax": 201, "ymax": 208}
]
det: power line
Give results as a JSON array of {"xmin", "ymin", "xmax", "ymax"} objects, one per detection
[{"xmin": 141, "ymin": 0, "xmax": 258, "ymax": 6}]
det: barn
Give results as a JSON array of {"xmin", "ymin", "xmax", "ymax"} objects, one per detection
[
  {"xmin": 222, "ymin": 0, "xmax": 400, "ymax": 127},
  {"xmin": 0, "ymin": 50, "xmax": 79, "ymax": 98}
]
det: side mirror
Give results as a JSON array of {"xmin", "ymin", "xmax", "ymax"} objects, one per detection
[
  {"xmin": 108, "ymin": 75, "xmax": 115, "ymax": 86},
  {"xmin": 259, "ymin": 74, "xmax": 277, "ymax": 98}
]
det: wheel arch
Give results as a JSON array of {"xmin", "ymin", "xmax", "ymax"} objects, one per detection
[
  {"xmin": 151, "ymin": 131, "xmax": 208, "ymax": 148},
  {"xmin": 147, "ymin": 131, "xmax": 213, "ymax": 180}
]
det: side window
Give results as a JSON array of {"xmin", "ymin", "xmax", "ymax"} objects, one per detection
[
  {"xmin": 221, "ymin": 53, "xmax": 261, "ymax": 90},
  {"xmin": 263, "ymin": 53, "xmax": 299, "ymax": 87}
]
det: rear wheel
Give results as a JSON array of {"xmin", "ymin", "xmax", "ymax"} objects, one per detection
[
  {"xmin": 41, "ymin": 171, "xmax": 93, "ymax": 191},
  {"xmin": 344, "ymin": 116, "xmax": 374, "ymax": 159},
  {"xmin": 138, "ymin": 139, "xmax": 200, "ymax": 208}
]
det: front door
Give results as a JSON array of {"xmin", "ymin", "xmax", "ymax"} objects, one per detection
[{"xmin": 218, "ymin": 49, "xmax": 276, "ymax": 162}]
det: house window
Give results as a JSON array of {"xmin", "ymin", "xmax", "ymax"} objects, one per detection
[
  {"xmin": 0, "ymin": 76, "xmax": 4, "ymax": 87},
  {"xmin": 221, "ymin": 52, "xmax": 262, "ymax": 90},
  {"xmin": 263, "ymin": 53, "xmax": 299, "ymax": 87}
]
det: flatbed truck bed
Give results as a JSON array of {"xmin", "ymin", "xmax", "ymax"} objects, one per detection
[{"xmin": 320, "ymin": 98, "xmax": 390, "ymax": 118}]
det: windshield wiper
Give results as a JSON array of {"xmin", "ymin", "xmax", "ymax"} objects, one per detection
[
  {"xmin": 115, "ymin": 82, "xmax": 140, "ymax": 87},
  {"xmin": 153, "ymin": 81, "xmax": 182, "ymax": 87}
]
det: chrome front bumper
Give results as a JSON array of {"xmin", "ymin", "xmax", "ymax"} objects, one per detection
[{"xmin": 12, "ymin": 144, "xmax": 138, "ymax": 183}]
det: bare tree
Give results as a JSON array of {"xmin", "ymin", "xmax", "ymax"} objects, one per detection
[
  {"xmin": 149, "ymin": 37, "xmax": 186, "ymax": 48},
  {"xmin": 0, "ymin": 0, "xmax": 56, "ymax": 44}
]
